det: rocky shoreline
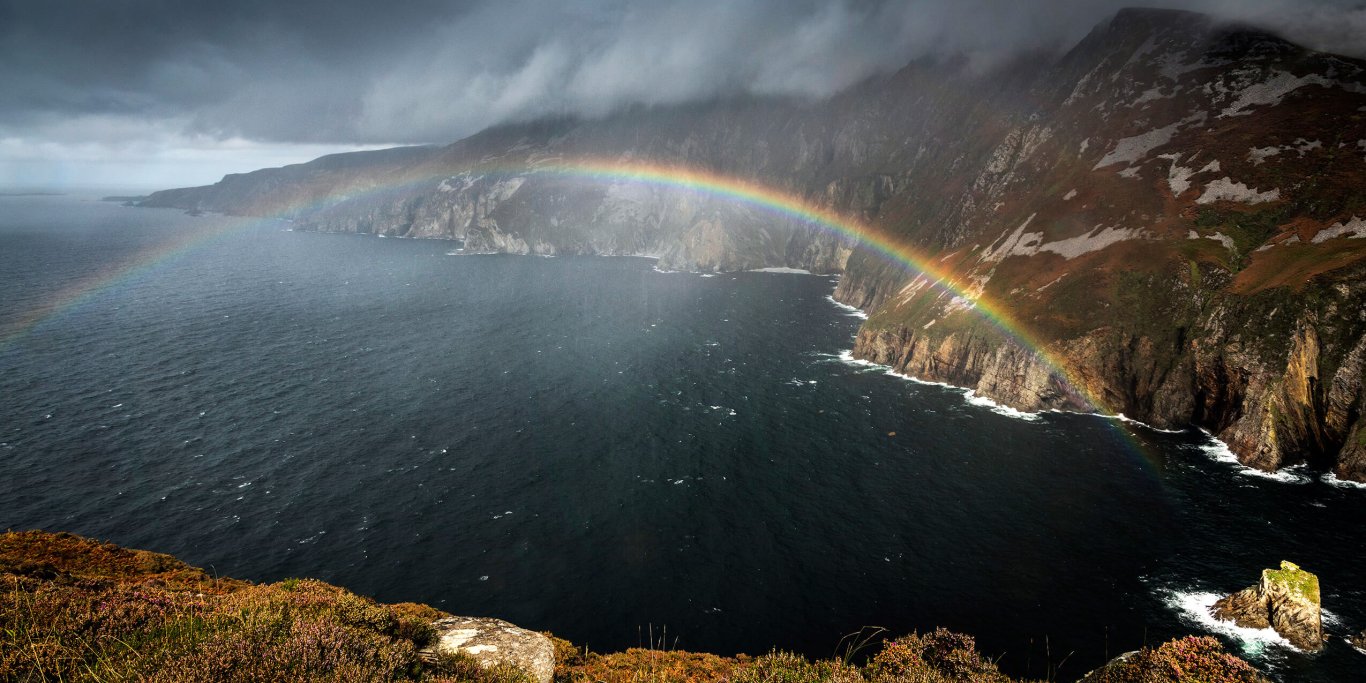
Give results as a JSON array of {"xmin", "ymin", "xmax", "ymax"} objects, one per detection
[{"xmin": 138, "ymin": 7, "xmax": 1366, "ymax": 483}]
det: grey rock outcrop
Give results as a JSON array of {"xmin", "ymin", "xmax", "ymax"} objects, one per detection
[{"xmin": 420, "ymin": 616, "xmax": 555, "ymax": 683}]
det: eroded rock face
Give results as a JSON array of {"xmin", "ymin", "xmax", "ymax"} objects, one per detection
[
  {"xmin": 420, "ymin": 616, "xmax": 555, "ymax": 683},
  {"xmin": 1212, "ymin": 586, "xmax": 1272, "ymax": 629},
  {"xmin": 1211, "ymin": 561, "xmax": 1324, "ymax": 651}
]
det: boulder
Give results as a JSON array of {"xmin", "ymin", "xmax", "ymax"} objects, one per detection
[
  {"xmin": 1349, "ymin": 631, "xmax": 1366, "ymax": 653},
  {"xmin": 1211, "ymin": 561, "xmax": 1323, "ymax": 651},
  {"xmin": 419, "ymin": 616, "xmax": 555, "ymax": 683}
]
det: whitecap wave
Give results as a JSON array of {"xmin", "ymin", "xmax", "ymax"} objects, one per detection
[
  {"xmin": 1322, "ymin": 472, "xmax": 1366, "ymax": 490},
  {"xmin": 835, "ymin": 351, "xmax": 1044, "ymax": 422},
  {"xmin": 1195, "ymin": 431, "xmax": 1312, "ymax": 484},
  {"xmin": 749, "ymin": 267, "xmax": 814, "ymax": 274},
  {"xmin": 963, "ymin": 391, "xmax": 1045, "ymax": 422},
  {"xmin": 823, "ymin": 295, "xmax": 868, "ymax": 319},
  {"xmin": 834, "ymin": 349, "xmax": 882, "ymax": 369},
  {"xmin": 1159, "ymin": 589, "xmax": 1295, "ymax": 656},
  {"xmin": 1113, "ymin": 413, "xmax": 1186, "ymax": 434}
]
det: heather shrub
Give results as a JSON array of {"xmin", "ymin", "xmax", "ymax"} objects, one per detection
[
  {"xmin": 1, "ymin": 531, "xmax": 450, "ymax": 682},
  {"xmin": 866, "ymin": 628, "xmax": 1013, "ymax": 683},
  {"xmin": 2, "ymin": 530, "xmax": 1272, "ymax": 683},
  {"xmin": 428, "ymin": 650, "xmax": 536, "ymax": 682},
  {"xmin": 731, "ymin": 650, "xmax": 863, "ymax": 683},
  {"xmin": 558, "ymin": 647, "xmax": 742, "ymax": 683},
  {"xmin": 1084, "ymin": 636, "xmax": 1267, "ymax": 683}
]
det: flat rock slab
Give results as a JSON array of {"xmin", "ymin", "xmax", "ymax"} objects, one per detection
[{"xmin": 421, "ymin": 616, "xmax": 555, "ymax": 683}]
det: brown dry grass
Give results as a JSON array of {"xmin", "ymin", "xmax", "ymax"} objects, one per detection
[{"xmin": 2, "ymin": 530, "xmax": 1266, "ymax": 683}]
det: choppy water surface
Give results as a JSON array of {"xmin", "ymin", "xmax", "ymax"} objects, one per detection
[{"xmin": 2, "ymin": 195, "xmax": 1364, "ymax": 681}]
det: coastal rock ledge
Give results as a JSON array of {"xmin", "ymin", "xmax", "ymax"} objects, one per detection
[
  {"xmin": 1211, "ymin": 561, "xmax": 1324, "ymax": 651},
  {"xmin": 418, "ymin": 616, "xmax": 555, "ymax": 683}
]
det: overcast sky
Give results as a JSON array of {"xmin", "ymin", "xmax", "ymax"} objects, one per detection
[{"xmin": 3, "ymin": 0, "xmax": 1364, "ymax": 190}]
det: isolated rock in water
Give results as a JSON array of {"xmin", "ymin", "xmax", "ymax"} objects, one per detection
[
  {"xmin": 1212, "ymin": 561, "xmax": 1323, "ymax": 651},
  {"xmin": 1212, "ymin": 586, "xmax": 1271, "ymax": 629},
  {"xmin": 420, "ymin": 616, "xmax": 555, "ymax": 683},
  {"xmin": 1349, "ymin": 631, "xmax": 1366, "ymax": 653}
]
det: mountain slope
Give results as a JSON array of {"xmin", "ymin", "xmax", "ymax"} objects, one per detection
[{"xmin": 142, "ymin": 8, "xmax": 1366, "ymax": 481}]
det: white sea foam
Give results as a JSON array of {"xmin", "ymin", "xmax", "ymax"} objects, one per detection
[
  {"xmin": 1112, "ymin": 413, "xmax": 1186, "ymax": 434},
  {"xmin": 749, "ymin": 267, "xmax": 814, "ymax": 274},
  {"xmin": 963, "ymin": 391, "xmax": 1044, "ymax": 422},
  {"xmin": 824, "ymin": 295, "xmax": 868, "ymax": 319},
  {"xmin": 1323, "ymin": 472, "xmax": 1366, "ymax": 490},
  {"xmin": 1195, "ymin": 431, "xmax": 1312, "ymax": 484},
  {"xmin": 836, "ymin": 351, "xmax": 1044, "ymax": 422},
  {"xmin": 835, "ymin": 349, "xmax": 882, "ymax": 368},
  {"xmin": 1160, "ymin": 589, "xmax": 1296, "ymax": 656}
]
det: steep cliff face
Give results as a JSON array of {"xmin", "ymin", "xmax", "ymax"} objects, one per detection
[{"xmin": 142, "ymin": 9, "xmax": 1366, "ymax": 480}]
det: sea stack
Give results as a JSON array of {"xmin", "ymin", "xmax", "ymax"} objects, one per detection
[{"xmin": 1212, "ymin": 561, "xmax": 1324, "ymax": 652}]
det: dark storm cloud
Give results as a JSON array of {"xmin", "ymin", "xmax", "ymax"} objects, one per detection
[{"xmin": 2, "ymin": 0, "xmax": 1365, "ymax": 187}]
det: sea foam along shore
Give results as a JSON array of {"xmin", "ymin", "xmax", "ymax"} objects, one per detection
[
  {"xmin": 1161, "ymin": 589, "xmax": 1294, "ymax": 658},
  {"xmin": 824, "ymin": 295, "xmax": 869, "ymax": 319},
  {"xmin": 833, "ymin": 349, "xmax": 1044, "ymax": 422},
  {"xmin": 1195, "ymin": 430, "xmax": 1313, "ymax": 485}
]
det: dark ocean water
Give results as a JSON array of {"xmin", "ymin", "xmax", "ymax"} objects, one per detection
[{"xmin": 2, "ymin": 195, "xmax": 1365, "ymax": 681}]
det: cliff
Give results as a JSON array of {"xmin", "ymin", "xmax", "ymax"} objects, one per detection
[
  {"xmin": 141, "ymin": 8, "xmax": 1366, "ymax": 480},
  {"xmin": 1, "ymin": 530, "xmax": 1266, "ymax": 683}
]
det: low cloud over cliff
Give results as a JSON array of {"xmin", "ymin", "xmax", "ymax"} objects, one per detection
[{"xmin": 3, "ymin": 0, "xmax": 1366, "ymax": 186}]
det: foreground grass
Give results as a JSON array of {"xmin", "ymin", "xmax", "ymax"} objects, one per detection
[{"xmin": 2, "ymin": 530, "xmax": 1264, "ymax": 682}]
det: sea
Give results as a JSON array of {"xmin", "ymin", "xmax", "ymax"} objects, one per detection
[{"xmin": 2, "ymin": 194, "xmax": 1364, "ymax": 681}]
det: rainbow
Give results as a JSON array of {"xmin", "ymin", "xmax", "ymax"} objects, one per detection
[{"xmin": 5, "ymin": 156, "xmax": 1106, "ymax": 418}]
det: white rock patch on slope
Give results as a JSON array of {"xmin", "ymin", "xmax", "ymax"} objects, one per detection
[
  {"xmin": 1188, "ymin": 229, "xmax": 1236, "ymax": 251},
  {"xmin": 1038, "ymin": 225, "xmax": 1146, "ymax": 259},
  {"xmin": 981, "ymin": 216, "xmax": 1145, "ymax": 262},
  {"xmin": 1063, "ymin": 189, "xmax": 1078, "ymax": 201},
  {"xmin": 1163, "ymin": 157, "xmax": 1220, "ymax": 196},
  {"xmin": 1219, "ymin": 70, "xmax": 1338, "ymax": 117},
  {"xmin": 1196, "ymin": 178, "xmax": 1280, "ymax": 205},
  {"xmin": 1312, "ymin": 217, "xmax": 1366, "ymax": 243},
  {"xmin": 979, "ymin": 214, "xmax": 1039, "ymax": 263},
  {"xmin": 1094, "ymin": 121, "xmax": 1182, "ymax": 169},
  {"xmin": 1248, "ymin": 139, "xmax": 1321, "ymax": 165},
  {"xmin": 1248, "ymin": 146, "xmax": 1281, "ymax": 165}
]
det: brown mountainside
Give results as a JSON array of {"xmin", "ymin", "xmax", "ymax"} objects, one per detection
[{"xmin": 142, "ymin": 8, "xmax": 1366, "ymax": 480}]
